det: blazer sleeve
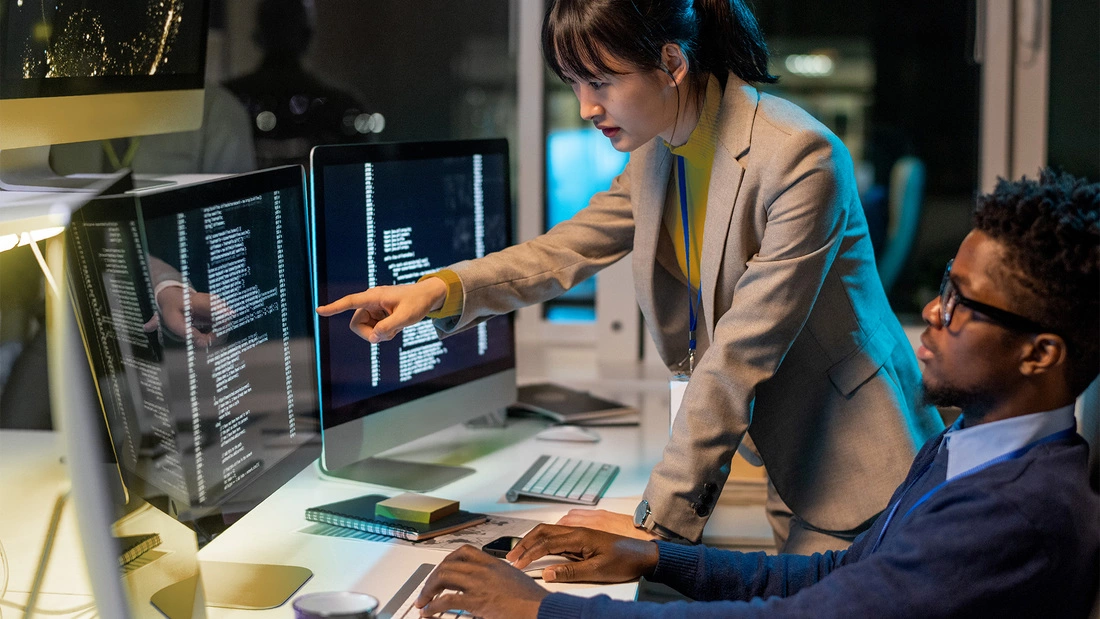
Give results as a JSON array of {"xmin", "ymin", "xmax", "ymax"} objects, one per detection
[
  {"xmin": 432, "ymin": 157, "xmax": 637, "ymax": 335},
  {"xmin": 643, "ymin": 126, "xmax": 858, "ymax": 541}
]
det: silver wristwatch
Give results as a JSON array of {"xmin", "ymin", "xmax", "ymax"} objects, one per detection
[
  {"xmin": 633, "ymin": 499, "xmax": 653, "ymax": 529},
  {"xmin": 634, "ymin": 499, "xmax": 690, "ymax": 542}
]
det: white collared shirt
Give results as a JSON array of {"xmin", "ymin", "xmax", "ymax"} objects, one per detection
[{"xmin": 942, "ymin": 405, "xmax": 1077, "ymax": 480}]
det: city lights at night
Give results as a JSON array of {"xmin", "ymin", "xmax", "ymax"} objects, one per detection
[{"xmin": 7, "ymin": 0, "xmax": 194, "ymax": 79}]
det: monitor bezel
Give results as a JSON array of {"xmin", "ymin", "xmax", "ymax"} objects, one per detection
[{"xmin": 309, "ymin": 138, "xmax": 516, "ymax": 434}]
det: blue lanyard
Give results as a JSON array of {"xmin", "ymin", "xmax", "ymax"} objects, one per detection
[
  {"xmin": 676, "ymin": 155, "xmax": 703, "ymax": 372},
  {"xmin": 868, "ymin": 426, "xmax": 1077, "ymax": 554}
]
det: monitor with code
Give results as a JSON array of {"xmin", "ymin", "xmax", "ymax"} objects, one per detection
[
  {"xmin": 67, "ymin": 166, "xmax": 320, "ymax": 540},
  {"xmin": 310, "ymin": 139, "xmax": 516, "ymax": 484}
]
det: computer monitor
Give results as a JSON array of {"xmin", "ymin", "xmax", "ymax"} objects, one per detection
[
  {"xmin": 66, "ymin": 166, "xmax": 318, "ymax": 612},
  {"xmin": 0, "ymin": 0, "xmax": 208, "ymax": 190},
  {"xmin": 310, "ymin": 139, "xmax": 516, "ymax": 491}
]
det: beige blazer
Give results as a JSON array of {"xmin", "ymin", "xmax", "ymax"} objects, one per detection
[{"xmin": 439, "ymin": 74, "xmax": 944, "ymax": 541}]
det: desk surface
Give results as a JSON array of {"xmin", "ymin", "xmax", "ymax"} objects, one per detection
[
  {"xmin": 201, "ymin": 417, "xmax": 646, "ymax": 617},
  {"xmin": 0, "ymin": 342, "xmax": 773, "ymax": 617}
]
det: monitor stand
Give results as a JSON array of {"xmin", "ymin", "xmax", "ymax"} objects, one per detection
[
  {"xmin": 0, "ymin": 146, "xmax": 173, "ymax": 192},
  {"xmin": 150, "ymin": 561, "xmax": 313, "ymax": 617},
  {"xmin": 321, "ymin": 457, "xmax": 476, "ymax": 492}
]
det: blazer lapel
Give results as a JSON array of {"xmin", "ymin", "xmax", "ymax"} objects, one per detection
[
  {"xmin": 632, "ymin": 141, "xmax": 675, "ymax": 355},
  {"xmin": 699, "ymin": 75, "xmax": 759, "ymax": 338}
]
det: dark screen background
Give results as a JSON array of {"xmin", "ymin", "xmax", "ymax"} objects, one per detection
[{"xmin": 315, "ymin": 151, "xmax": 513, "ymax": 428}]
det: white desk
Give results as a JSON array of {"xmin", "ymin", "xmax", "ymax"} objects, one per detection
[
  {"xmin": 200, "ymin": 341, "xmax": 772, "ymax": 615},
  {"xmin": 201, "ymin": 416, "xmax": 645, "ymax": 617},
  {"xmin": 0, "ymin": 430, "xmax": 97, "ymax": 616},
  {"xmin": 0, "ymin": 342, "xmax": 773, "ymax": 617}
]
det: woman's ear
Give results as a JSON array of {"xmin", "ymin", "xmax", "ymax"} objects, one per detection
[{"xmin": 660, "ymin": 43, "xmax": 689, "ymax": 87}]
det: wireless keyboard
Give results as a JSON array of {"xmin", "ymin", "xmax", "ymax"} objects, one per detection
[{"xmin": 506, "ymin": 455, "xmax": 619, "ymax": 505}]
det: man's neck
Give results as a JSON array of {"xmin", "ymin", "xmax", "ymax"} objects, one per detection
[{"xmin": 961, "ymin": 397, "xmax": 1075, "ymax": 428}]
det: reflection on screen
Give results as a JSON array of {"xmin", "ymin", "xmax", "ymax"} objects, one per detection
[
  {"xmin": 315, "ymin": 148, "xmax": 513, "ymax": 427},
  {"xmin": 1, "ymin": 0, "xmax": 204, "ymax": 80},
  {"xmin": 67, "ymin": 168, "xmax": 318, "ymax": 529}
]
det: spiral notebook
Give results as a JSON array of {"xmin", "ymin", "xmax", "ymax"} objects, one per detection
[
  {"xmin": 116, "ymin": 533, "xmax": 162, "ymax": 566},
  {"xmin": 304, "ymin": 494, "xmax": 487, "ymax": 542}
]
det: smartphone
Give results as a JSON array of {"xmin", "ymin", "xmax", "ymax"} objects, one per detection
[{"xmin": 481, "ymin": 535, "xmax": 523, "ymax": 558}]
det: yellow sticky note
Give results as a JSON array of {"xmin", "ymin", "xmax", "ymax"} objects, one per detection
[{"xmin": 375, "ymin": 493, "xmax": 459, "ymax": 524}]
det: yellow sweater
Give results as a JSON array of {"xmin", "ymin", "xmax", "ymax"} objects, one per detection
[
  {"xmin": 422, "ymin": 76, "xmax": 724, "ymax": 317},
  {"xmin": 664, "ymin": 75, "xmax": 722, "ymax": 291}
]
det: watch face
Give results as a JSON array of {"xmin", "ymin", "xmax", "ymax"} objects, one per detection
[{"xmin": 633, "ymin": 499, "xmax": 649, "ymax": 527}]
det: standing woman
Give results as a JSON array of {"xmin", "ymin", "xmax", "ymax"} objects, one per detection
[{"xmin": 318, "ymin": 0, "xmax": 943, "ymax": 553}]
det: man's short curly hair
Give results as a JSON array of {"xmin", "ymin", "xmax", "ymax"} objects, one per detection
[{"xmin": 972, "ymin": 169, "xmax": 1099, "ymax": 395}]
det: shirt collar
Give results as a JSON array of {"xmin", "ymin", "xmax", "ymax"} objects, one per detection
[{"xmin": 942, "ymin": 405, "xmax": 1077, "ymax": 480}]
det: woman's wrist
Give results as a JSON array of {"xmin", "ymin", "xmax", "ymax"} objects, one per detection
[{"xmin": 421, "ymin": 276, "xmax": 449, "ymax": 312}]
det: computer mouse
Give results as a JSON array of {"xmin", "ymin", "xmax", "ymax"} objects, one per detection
[
  {"xmin": 534, "ymin": 425, "xmax": 600, "ymax": 443},
  {"xmin": 519, "ymin": 555, "xmax": 575, "ymax": 579}
]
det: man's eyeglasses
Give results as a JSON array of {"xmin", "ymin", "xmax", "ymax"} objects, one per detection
[{"xmin": 938, "ymin": 260, "xmax": 1047, "ymax": 333}]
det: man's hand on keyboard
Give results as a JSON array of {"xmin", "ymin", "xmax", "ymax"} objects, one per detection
[
  {"xmin": 555, "ymin": 508, "xmax": 657, "ymax": 540},
  {"xmin": 415, "ymin": 545, "xmax": 547, "ymax": 619},
  {"xmin": 508, "ymin": 524, "xmax": 660, "ymax": 584}
]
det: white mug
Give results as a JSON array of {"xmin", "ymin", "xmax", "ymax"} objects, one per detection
[{"xmin": 293, "ymin": 591, "xmax": 379, "ymax": 619}]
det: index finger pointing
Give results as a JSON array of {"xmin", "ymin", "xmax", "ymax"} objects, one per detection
[{"xmin": 316, "ymin": 290, "xmax": 376, "ymax": 316}]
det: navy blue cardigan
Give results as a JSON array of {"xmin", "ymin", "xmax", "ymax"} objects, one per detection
[{"xmin": 539, "ymin": 431, "xmax": 1099, "ymax": 618}]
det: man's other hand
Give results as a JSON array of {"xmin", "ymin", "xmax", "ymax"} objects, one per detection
[
  {"xmin": 508, "ymin": 523, "xmax": 659, "ymax": 584},
  {"xmin": 415, "ymin": 545, "xmax": 546, "ymax": 619}
]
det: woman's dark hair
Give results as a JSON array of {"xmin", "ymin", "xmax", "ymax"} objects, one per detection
[
  {"xmin": 542, "ymin": 0, "xmax": 777, "ymax": 93},
  {"xmin": 973, "ymin": 169, "xmax": 1100, "ymax": 395}
]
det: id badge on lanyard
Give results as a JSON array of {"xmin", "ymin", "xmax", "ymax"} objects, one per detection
[{"xmin": 670, "ymin": 156, "xmax": 702, "ymax": 432}]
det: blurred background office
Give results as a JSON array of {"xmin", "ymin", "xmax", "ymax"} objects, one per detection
[{"xmin": 2, "ymin": 0, "xmax": 1097, "ymax": 426}]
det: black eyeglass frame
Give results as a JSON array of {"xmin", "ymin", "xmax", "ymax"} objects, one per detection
[{"xmin": 938, "ymin": 259, "xmax": 1049, "ymax": 334}]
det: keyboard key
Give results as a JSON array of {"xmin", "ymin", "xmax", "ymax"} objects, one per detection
[
  {"xmin": 552, "ymin": 460, "xmax": 592, "ymax": 497},
  {"xmin": 522, "ymin": 456, "xmax": 559, "ymax": 493},
  {"xmin": 581, "ymin": 465, "xmax": 615, "ymax": 503},
  {"xmin": 566, "ymin": 462, "xmax": 601, "ymax": 500},
  {"xmin": 530, "ymin": 457, "xmax": 570, "ymax": 495}
]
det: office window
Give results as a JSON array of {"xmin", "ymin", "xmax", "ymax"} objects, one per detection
[
  {"xmin": 543, "ymin": 85, "xmax": 629, "ymax": 322},
  {"xmin": 759, "ymin": 1, "xmax": 980, "ymax": 316}
]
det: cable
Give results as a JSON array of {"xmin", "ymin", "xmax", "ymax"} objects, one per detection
[
  {"xmin": 0, "ymin": 536, "xmax": 9, "ymax": 613},
  {"xmin": 23, "ymin": 491, "xmax": 69, "ymax": 619}
]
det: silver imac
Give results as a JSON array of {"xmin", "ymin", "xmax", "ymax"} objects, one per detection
[
  {"xmin": 310, "ymin": 139, "xmax": 516, "ymax": 491},
  {"xmin": 0, "ymin": 0, "xmax": 208, "ymax": 191}
]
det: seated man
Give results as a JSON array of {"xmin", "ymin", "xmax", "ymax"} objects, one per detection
[{"xmin": 414, "ymin": 170, "xmax": 1100, "ymax": 619}]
